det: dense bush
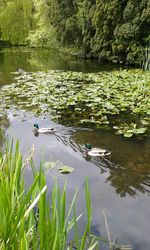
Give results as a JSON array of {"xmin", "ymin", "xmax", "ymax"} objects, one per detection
[{"xmin": 0, "ymin": 0, "xmax": 150, "ymax": 65}]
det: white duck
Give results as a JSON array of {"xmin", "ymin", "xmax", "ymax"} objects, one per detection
[
  {"xmin": 33, "ymin": 123, "xmax": 55, "ymax": 135},
  {"xmin": 84, "ymin": 143, "xmax": 111, "ymax": 157}
]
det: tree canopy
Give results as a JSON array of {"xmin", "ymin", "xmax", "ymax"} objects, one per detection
[
  {"xmin": 0, "ymin": 0, "xmax": 32, "ymax": 45},
  {"xmin": 0, "ymin": 0, "xmax": 150, "ymax": 65}
]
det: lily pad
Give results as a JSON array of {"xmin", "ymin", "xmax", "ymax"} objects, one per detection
[
  {"xmin": 59, "ymin": 166, "xmax": 74, "ymax": 174},
  {"xmin": 123, "ymin": 132, "xmax": 133, "ymax": 138}
]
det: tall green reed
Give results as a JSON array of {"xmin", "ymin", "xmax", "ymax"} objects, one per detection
[
  {"xmin": 0, "ymin": 142, "xmax": 104, "ymax": 249},
  {"xmin": 142, "ymin": 47, "xmax": 150, "ymax": 71}
]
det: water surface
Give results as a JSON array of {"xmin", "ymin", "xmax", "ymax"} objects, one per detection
[
  {"xmin": 0, "ymin": 48, "xmax": 150, "ymax": 249},
  {"xmin": 0, "ymin": 47, "xmax": 120, "ymax": 85}
]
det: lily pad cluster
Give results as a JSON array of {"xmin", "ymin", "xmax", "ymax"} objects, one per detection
[
  {"xmin": 43, "ymin": 160, "xmax": 74, "ymax": 174},
  {"xmin": 0, "ymin": 69, "xmax": 150, "ymax": 138}
]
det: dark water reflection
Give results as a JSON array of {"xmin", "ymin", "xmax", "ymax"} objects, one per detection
[
  {"xmin": 0, "ymin": 47, "xmax": 120, "ymax": 85},
  {"xmin": 0, "ymin": 48, "xmax": 150, "ymax": 249}
]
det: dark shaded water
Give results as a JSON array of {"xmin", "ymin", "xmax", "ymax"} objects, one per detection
[
  {"xmin": 0, "ymin": 48, "xmax": 150, "ymax": 249},
  {"xmin": 0, "ymin": 47, "xmax": 120, "ymax": 85}
]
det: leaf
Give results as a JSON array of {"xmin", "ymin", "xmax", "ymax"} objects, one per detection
[
  {"xmin": 134, "ymin": 127, "xmax": 147, "ymax": 134},
  {"xmin": 123, "ymin": 132, "xmax": 133, "ymax": 138},
  {"xmin": 141, "ymin": 120, "xmax": 149, "ymax": 126},
  {"xmin": 59, "ymin": 166, "xmax": 74, "ymax": 174}
]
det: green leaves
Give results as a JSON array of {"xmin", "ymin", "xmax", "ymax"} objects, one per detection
[
  {"xmin": 0, "ymin": 0, "xmax": 32, "ymax": 45},
  {"xmin": 43, "ymin": 160, "xmax": 74, "ymax": 175},
  {"xmin": 113, "ymin": 123, "xmax": 148, "ymax": 138}
]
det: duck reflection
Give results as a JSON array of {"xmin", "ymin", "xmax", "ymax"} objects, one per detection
[{"xmin": 106, "ymin": 157, "xmax": 150, "ymax": 197}]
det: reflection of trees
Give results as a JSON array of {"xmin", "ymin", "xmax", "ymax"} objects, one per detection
[
  {"xmin": 27, "ymin": 49, "xmax": 73, "ymax": 70},
  {"xmin": 107, "ymin": 159, "xmax": 150, "ymax": 197},
  {"xmin": 72, "ymin": 130, "xmax": 150, "ymax": 197},
  {"xmin": 87, "ymin": 151, "xmax": 150, "ymax": 197}
]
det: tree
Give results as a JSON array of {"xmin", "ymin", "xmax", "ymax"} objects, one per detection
[
  {"xmin": 91, "ymin": 0, "xmax": 122, "ymax": 61},
  {"xmin": 27, "ymin": 0, "xmax": 58, "ymax": 48},
  {"xmin": 0, "ymin": 0, "xmax": 32, "ymax": 45},
  {"xmin": 77, "ymin": 0, "xmax": 96, "ymax": 54},
  {"xmin": 112, "ymin": 0, "xmax": 150, "ymax": 64},
  {"xmin": 48, "ymin": 0, "xmax": 81, "ymax": 45}
]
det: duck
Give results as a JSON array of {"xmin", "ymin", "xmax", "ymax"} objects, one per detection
[
  {"xmin": 84, "ymin": 143, "xmax": 111, "ymax": 157},
  {"xmin": 33, "ymin": 123, "xmax": 56, "ymax": 135}
]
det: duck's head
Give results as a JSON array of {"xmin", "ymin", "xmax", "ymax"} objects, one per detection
[
  {"xmin": 85, "ymin": 143, "xmax": 92, "ymax": 150},
  {"xmin": 34, "ymin": 123, "xmax": 39, "ymax": 129}
]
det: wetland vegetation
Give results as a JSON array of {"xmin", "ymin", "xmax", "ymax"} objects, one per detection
[
  {"xmin": 0, "ymin": 0, "xmax": 150, "ymax": 65},
  {"xmin": 0, "ymin": 69, "xmax": 150, "ymax": 139},
  {"xmin": 0, "ymin": 0, "xmax": 150, "ymax": 249},
  {"xmin": 0, "ymin": 44, "xmax": 149, "ymax": 250}
]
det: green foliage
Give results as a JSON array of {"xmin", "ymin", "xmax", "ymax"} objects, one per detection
[
  {"xmin": 76, "ymin": 0, "xmax": 96, "ymax": 54},
  {"xmin": 0, "ymin": 0, "xmax": 150, "ymax": 64},
  {"xmin": 111, "ymin": 0, "xmax": 150, "ymax": 65},
  {"xmin": 48, "ymin": 0, "xmax": 81, "ymax": 45},
  {"xmin": 27, "ymin": 0, "xmax": 58, "ymax": 48},
  {"xmin": 0, "ymin": 111, "xmax": 9, "ymax": 147},
  {"xmin": 46, "ymin": 0, "xmax": 150, "ymax": 64},
  {"xmin": 91, "ymin": 0, "xmax": 121, "ymax": 60},
  {"xmin": 0, "ymin": 0, "xmax": 32, "ymax": 45}
]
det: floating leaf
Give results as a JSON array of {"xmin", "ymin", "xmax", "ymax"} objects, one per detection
[
  {"xmin": 133, "ymin": 127, "xmax": 147, "ymax": 134},
  {"xmin": 59, "ymin": 166, "xmax": 74, "ymax": 174},
  {"xmin": 123, "ymin": 132, "xmax": 133, "ymax": 138},
  {"xmin": 141, "ymin": 119, "xmax": 149, "ymax": 125}
]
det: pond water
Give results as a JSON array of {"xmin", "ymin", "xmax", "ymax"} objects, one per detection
[{"xmin": 0, "ymin": 47, "xmax": 150, "ymax": 249}]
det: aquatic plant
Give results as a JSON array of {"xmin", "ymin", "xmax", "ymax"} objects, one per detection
[{"xmin": 0, "ymin": 69, "xmax": 150, "ymax": 138}]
